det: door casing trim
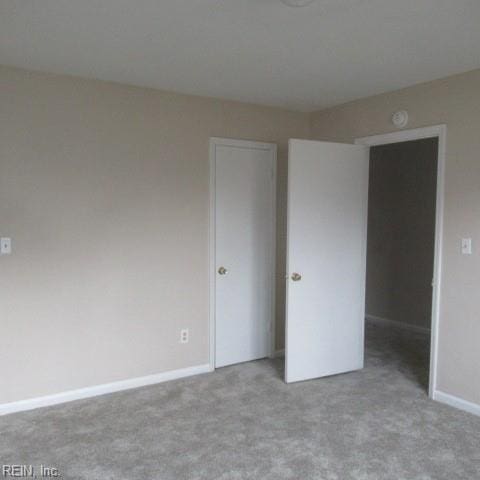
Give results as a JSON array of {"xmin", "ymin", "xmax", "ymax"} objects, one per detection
[{"xmin": 355, "ymin": 124, "xmax": 447, "ymax": 399}]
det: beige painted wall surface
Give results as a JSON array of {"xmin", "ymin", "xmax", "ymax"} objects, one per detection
[
  {"xmin": 0, "ymin": 66, "xmax": 309, "ymax": 404},
  {"xmin": 311, "ymin": 69, "xmax": 480, "ymax": 405},
  {"xmin": 366, "ymin": 138, "xmax": 438, "ymax": 330}
]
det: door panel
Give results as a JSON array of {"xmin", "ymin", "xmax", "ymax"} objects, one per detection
[
  {"xmin": 286, "ymin": 139, "xmax": 369, "ymax": 383},
  {"xmin": 213, "ymin": 139, "xmax": 276, "ymax": 368}
]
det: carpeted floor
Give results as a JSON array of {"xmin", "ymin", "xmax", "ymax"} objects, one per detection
[{"xmin": 1, "ymin": 322, "xmax": 479, "ymax": 479}]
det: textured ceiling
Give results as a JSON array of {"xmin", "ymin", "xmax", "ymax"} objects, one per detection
[{"xmin": 1, "ymin": 0, "xmax": 479, "ymax": 111}]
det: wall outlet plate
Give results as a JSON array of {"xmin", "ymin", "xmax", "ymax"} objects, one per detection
[{"xmin": 180, "ymin": 329, "xmax": 189, "ymax": 344}]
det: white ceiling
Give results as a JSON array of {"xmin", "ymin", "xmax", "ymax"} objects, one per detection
[{"xmin": 1, "ymin": 0, "xmax": 479, "ymax": 111}]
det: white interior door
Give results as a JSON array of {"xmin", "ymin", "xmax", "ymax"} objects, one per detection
[
  {"xmin": 211, "ymin": 138, "xmax": 276, "ymax": 368},
  {"xmin": 286, "ymin": 139, "xmax": 369, "ymax": 383}
]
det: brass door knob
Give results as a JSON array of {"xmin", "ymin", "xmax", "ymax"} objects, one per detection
[
  {"xmin": 218, "ymin": 266, "xmax": 228, "ymax": 275},
  {"xmin": 291, "ymin": 272, "xmax": 302, "ymax": 282}
]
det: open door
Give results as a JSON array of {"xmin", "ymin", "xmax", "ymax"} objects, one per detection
[{"xmin": 285, "ymin": 139, "xmax": 369, "ymax": 383}]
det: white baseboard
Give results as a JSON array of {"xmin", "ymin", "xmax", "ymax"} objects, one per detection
[
  {"xmin": 366, "ymin": 314, "xmax": 430, "ymax": 335},
  {"xmin": 433, "ymin": 390, "xmax": 480, "ymax": 417},
  {"xmin": 0, "ymin": 363, "xmax": 212, "ymax": 416}
]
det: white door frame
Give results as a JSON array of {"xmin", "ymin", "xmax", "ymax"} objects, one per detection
[
  {"xmin": 209, "ymin": 137, "xmax": 277, "ymax": 371},
  {"xmin": 355, "ymin": 124, "xmax": 446, "ymax": 399}
]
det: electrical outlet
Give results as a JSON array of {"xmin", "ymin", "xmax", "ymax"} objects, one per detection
[{"xmin": 180, "ymin": 328, "xmax": 189, "ymax": 344}]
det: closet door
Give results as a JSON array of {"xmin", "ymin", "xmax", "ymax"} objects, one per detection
[{"xmin": 212, "ymin": 138, "xmax": 276, "ymax": 368}]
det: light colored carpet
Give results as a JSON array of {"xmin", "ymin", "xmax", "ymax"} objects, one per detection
[{"xmin": 1, "ymin": 322, "xmax": 479, "ymax": 479}]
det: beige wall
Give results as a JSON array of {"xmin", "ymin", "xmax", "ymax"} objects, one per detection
[
  {"xmin": 366, "ymin": 138, "xmax": 438, "ymax": 330},
  {"xmin": 2, "ymin": 64, "xmax": 479, "ymax": 409},
  {"xmin": 311, "ymin": 69, "xmax": 480, "ymax": 405},
  {"xmin": 0, "ymin": 66, "xmax": 309, "ymax": 404}
]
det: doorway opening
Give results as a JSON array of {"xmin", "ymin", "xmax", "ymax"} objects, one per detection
[
  {"xmin": 356, "ymin": 126, "xmax": 446, "ymax": 397},
  {"xmin": 366, "ymin": 137, "xmax": 438, "ymax": 392}
]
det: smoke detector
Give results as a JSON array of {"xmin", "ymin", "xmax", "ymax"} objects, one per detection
[
  {"xmin": 281, "ymin": 0, "xmax": 315, "ymax": 6},
  {"xmin": 391, "ymin": 110, "xmax": 409, "ymax": 128}
]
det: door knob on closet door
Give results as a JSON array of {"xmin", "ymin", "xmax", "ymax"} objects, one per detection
[
  {"xmin": 218, "ymin": 266, "xmax": 228, "ymax": 275},
  {"xmin": 291, "ymin": 272, "xmax": 302, "ymax": 281}
]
